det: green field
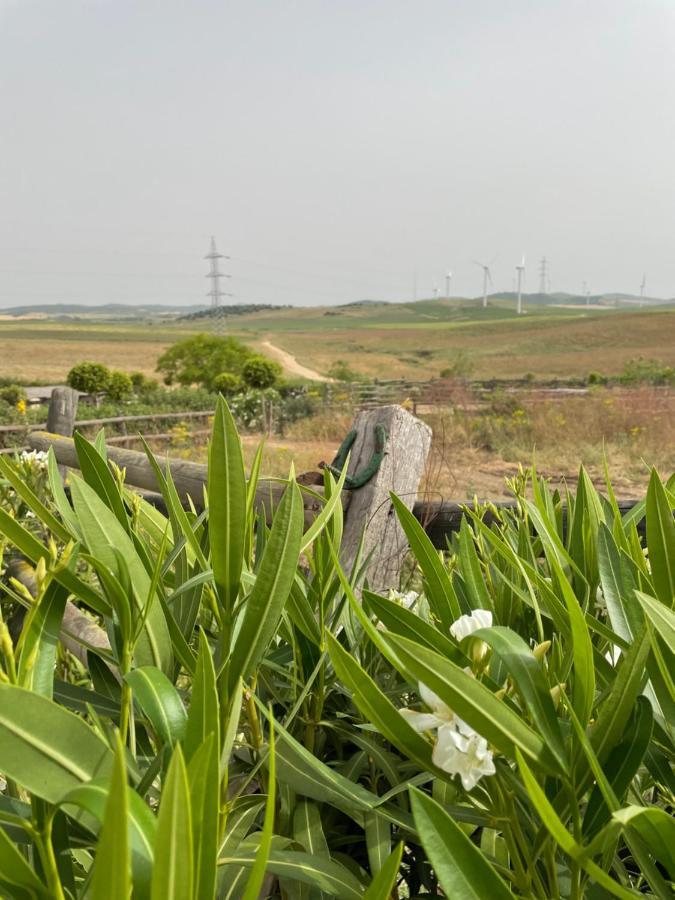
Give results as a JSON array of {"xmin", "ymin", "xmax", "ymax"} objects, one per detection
[{"xmin": 1, "ymin": 299, "xmax": 674, "ymax": 384}]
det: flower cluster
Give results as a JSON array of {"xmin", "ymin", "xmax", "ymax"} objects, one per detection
[
  {"xmin": 400, "ymin": 608, "xmax": 496, "ymax": 791},
  {"xmin": 19, "ymin": 450, "xmax": 48, "ymax": 469}
]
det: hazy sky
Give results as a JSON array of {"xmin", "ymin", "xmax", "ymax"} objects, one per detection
[{"xmin": 1, "ymin": 0, "xmax": 674, "ymax": 307}]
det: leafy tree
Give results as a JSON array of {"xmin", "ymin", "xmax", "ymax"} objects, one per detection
[
  {"xmin": 66, "ymin": 361, "xmax": 111, "ymax": 394},
  {"xmin": 156, "ymin": 334, "xmax": 254, "ymax": 389},
  {"xmin": 107, "ymin": 370, "xmax": 133, "ymax": 401},
  {"xmin": 241, "ymin": 356, "xmax": 282, "ymax": 389},
  {"xmin": 211, "ymin": 372, "xmax": 242, "ymax": 396}
]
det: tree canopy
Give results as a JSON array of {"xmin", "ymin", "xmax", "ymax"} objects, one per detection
[{"xmin": 156, "ymin": 334, "xmax": 255, "ymax": 389}]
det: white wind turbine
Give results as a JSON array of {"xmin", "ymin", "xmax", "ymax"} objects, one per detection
[
  {"xmin": 473, "ymin": 261, "xmax": 493, "ymax": 308},
  {"xmin": 516, "ymin": 255, "xmax": 526, "ymax": 314},
  {"xmin": 445, "ymin": 271, "xmax": 452, "ymax": 299}
]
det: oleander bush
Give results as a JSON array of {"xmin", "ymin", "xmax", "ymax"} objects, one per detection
[{"xmin": 0, "ymin": 398, "xmax": 673, "ymax": 898}]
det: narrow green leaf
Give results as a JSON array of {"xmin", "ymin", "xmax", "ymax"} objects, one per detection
[
  {"xmin": 184, "ymin": 630, "xmax": 219, "ymax": 763},
  {"xmin": 363, "ymin": 843, "xmax": 403, "ymax": 900},
  {"xmin": 458, "ymin": 517, "xmax": 493, "ymax": 613},
  {"xmin": 125, "ymin": 666, "xmax": 187, "ymax": 747},
  {"xmin": 152, "ymin": 745, "xmax": 193, "ymax": 900},
  {"xmin": 227, "ymin": 481, "xmax": 303, "ymax": 694},
  {"xmin": 69, "ymin": 475, "xmax": 172, "ymax": 673},
  {"xmin": 0, "ymin": 683, "xmax": 112, "ymax": 804},
  {"xmin": 365, "ymin": 812, "xmax": 390, "ymax": 876},
  {"xmin": 17, "ymin": 581, "xmax": 67, "ymax": 699},
  {"xmin": 293, "ymin": 800, "xmax": 329, "ymax": 858},
  {"xmin": 550, "ymin": 555, "xmax": 595, "ymax": 727},
  {"xmin": 584, "ymin": 697, "xmax": 653, "ymax": 838},
  {"xmin": 74, "ymin": 431, "xmax": 129, "ymax": 531},
  {"xmin": 0, "ymin": 506, "xmax": 107, "ymax": 615},
  {"xmin": 219, "ymin": 850, "xmax": 365, "ymax": 900},
  {"xmin": 187, "ymin": 734, "xmax": 219, "ymax": 900},
  {"xmin": 391, "ymin": 493, "xmax": 460, "ymax": 626},
  {"xmin": 208, "ymin": 395, "xmax": 247, "ymax": 615},
  {"xmin": 241, "ymin": 718, "xmax": 276, "ymax": 900},
  {"xmin": 635, "ymin": 590, "xmax": 675, "ymax": 655},
  {"xmin": 90, "ymin": 736, "xmax": 131, "ymax": 900},
  {"xmin": 645, "ymin": 468, "xmax": 675, "ymax": 606},
  {"xmin": 612, "ymin": 806, "xmax": 675, "ymax": 879},
  {"xmin": 517, "ymin": 750, "xmax": 641, "ymax": 899},
  {"xmin": 0, "ymin": 454, "xmax": 71, "ymax": 543},
  {"xmin": 474, "ymin": 625, "xmax": 568, "ymax": 773},
  {"xmin": 326, "ymin": 632, "xmax": 436, "ymax": 773},
  {"xmin": 59, "ymin": 780, "xmax": 155, "ymax": 900},
  {"xmin": 381, "ymin": 633, "xmax": 559, "ymax": 774},
  {"xmin": 410, "ymin": 787, "xmax": 511, "ymax": 899},
  {"xmin": 0, "ymin": 826, "xmax": 48, "ymax": 898}
]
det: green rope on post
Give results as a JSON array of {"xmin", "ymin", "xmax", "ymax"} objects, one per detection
[{"xmin": 319, "ymin": 424, "xmax": 388, "ymax": 490}]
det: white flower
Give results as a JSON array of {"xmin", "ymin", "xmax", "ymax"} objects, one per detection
[
  {"xmin": 434, "ymin": 719, "xmax": 496, "ymax": 790},
  {"xmin": 399, "ymin": 680, "xmax": 495, "ymax": 791},
  {"xmin": 399, "ymin": 682, "xmax": 454, "ymax": 732},
  {"xmin": 450, "ymin": 608, "xmax": 492, "ymax": 642},
  {"xmin": 20, "ymin": 450, "xmax": 48, "ymax": 469}
]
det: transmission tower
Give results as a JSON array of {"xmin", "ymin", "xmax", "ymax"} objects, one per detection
[
  {"xmin": 538, "ymin": 256, "xmax": 548, "ymax": 295},
  {"xmin": 204, "ymin": 236, "xmax": 232, "ymax": 308}
]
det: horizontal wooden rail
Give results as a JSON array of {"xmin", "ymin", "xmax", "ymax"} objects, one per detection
[{"xmin": 26, "ymin": 431, "xmax": 647, "ymax": 547}]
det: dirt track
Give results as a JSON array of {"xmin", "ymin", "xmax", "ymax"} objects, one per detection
[{"xmin": 261, "ymin": 340, "xmax": 333, "ymax": 382}]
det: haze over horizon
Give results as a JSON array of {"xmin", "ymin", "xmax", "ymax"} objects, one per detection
[{"xmin": 1, "ymin": 0, "xmax": 674, "ymax": 308}]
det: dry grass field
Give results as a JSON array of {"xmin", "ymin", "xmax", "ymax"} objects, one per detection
[{"xmin": 1, "ymin": 303, "xmax": 674, "ymax": 384}]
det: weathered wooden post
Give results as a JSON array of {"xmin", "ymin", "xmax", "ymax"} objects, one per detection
[
  {"xmin": 338, "ymin": 404, "xmax": 432, "ymax": 593},
  {"xmin": 46, "ymin": 387, "xmax": 79, "ymax": 437},
  {"xmin": 46, "ymin": 386, "xmax": 79, "ymax": 478}
]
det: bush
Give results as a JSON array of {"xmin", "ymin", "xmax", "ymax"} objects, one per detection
[
  {"xmin": 66, "ymin": 361, "xmax": 111, "ymax": 394},
  {"xmin": 327, "ymin": 359, "xmax": 361, "ymax": 382},
  {"xmin": 588, "ymin": 370, "xmax": 608, "ymax": 385},
  {"xmin": 620, "ymin": 356, "xmax": 675, "ymax": 386},
  {"xmin": 106, "ymin": 370, "xmax": 133, "ymax": 401},
  {"xmin": 211, "ymin": 371, "xmax": 242, "ymax": 396},
  {"xmin": 241, "ymin": 355, "xmax": 282, "ymax": 389},
  {"xmin": 439, "ymin": 350, "xmax": 474, "ymax": 380},
  {"xmin": 0, "ymin": 384, "xmax": 26, "ymax": 406},
  {"xmin": 0, "ymin": 409, "xmax": 672, "ymax": 897},
  {"xmin": 156, "ymin": 333, "xmax": 254, "ymax": 388}
]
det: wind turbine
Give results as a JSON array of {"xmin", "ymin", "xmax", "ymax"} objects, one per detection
[
  {"xmin": 640, "ymin": 274, "xmax": 647, "ymax": 305},
  {"xmin": 473, "ymin": 261, "xmax": 492, "ymax": 308},
  {"xmin": 445, "ymin": 271, "xmax": 452, "ymax": 299},
  {"xmin": 516, "ymin": 255, "xmax": 526, "ymax": 314}
]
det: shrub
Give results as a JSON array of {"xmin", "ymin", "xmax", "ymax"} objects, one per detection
[
  {"xmin": 211, "ymin": 371, "xmax": 242, "ymax": 396},
  {"xmin": 106, "ymin": 370, "xmax": 133, "ymax": 401},
  {"xmin": 588, "ymin": 370, "xmax": 608, "ymax": 385},
  {"xmin": 0, "ymin": 384, "xmax": 26, "ymax": 406},
  {"xmin": 66, "ymin": 361, "xmax": 111, "ymax": 394},
  {"xmin": 241, "ymin": 355, "xmax": 282, "ymax": 389},
  {"xmin": 327, "ymin": 358, "xmax": 361, "ymax": 382},
  {"xmin": 620, "ymin": 356, "xmax": 675, "ymax": 386},
  {"xmin": 0, "ymin": 408, "xmax": 672, "ymax": 897},
  {"xmin": 440, "ymin": 350, "xmax": 475, "ymax": 380},
  {"xmin": 156, "ymin": 333, "xmax": 254, "ymax": 388}
]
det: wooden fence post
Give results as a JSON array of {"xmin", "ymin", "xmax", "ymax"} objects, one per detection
[
  {"xmin": 46, "ymin": 387, "xmax": 79, "ymax": 477},
  {"xmin": 46, "ymin": 387, "xmax": 79, "ymax": 437},
  {"xmin": 339, "ymin": 404, "xmax": 432, "ymax": 593}
]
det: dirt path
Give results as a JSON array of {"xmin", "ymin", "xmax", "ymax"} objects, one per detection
[{"xmin": 261, "ymin": 340, "xmax": 333, "ymax": 382}]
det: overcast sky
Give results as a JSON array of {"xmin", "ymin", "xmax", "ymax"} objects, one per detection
[{"xmin": 1, "ymin": 0, "xmax": 674, "ymax": 307}]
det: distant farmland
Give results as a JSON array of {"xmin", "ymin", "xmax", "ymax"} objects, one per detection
[{"xmin": 0, "ymin": 300, "xmax": 674, "ymax": 383}]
